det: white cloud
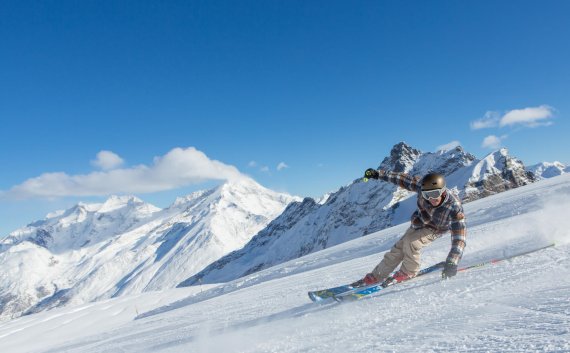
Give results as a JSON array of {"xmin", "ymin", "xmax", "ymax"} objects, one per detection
[
  {"xmin": 481, "ymin": 135, "xmax": 503, "ymax": 149},
  {"xmin": 436, "ymin": 141, "xmax": 461, "ymax": 152},
  {"xmin": 500, "ymin": 105, "xmax": 554, "ymax": 127},
  {"xmin": 2, "ymin": 147, "xmax": 244, "ymax": 199},
  {"xmin": 91, "ymin": 150, "xmax": 124, "ymax": 170},
  {"xmin": 470, "ymin": 111, "xmax": 501, "ymax": 130},
  {"xmin": 248, "ymin": 161, "xmax": 258, "ymax": 168},
  {"xmin": 277, "ymin": 162, "xmax": 289, "ymax": 171},
  {"xmin": 471, "ymin": 105, "xmax": 555, "ymax": 130},
  {"xmin": 260, "ymin": 166, "xmax": 270, "ymax": 173}
]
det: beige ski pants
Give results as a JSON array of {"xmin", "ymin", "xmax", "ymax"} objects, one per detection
[{"xmin": 371, "ymin": 226, "xmax": 440, "ymax": 280}]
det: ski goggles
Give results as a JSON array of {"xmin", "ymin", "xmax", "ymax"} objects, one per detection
[{"xmin": 421, "ymin": 188, "xmax": 445, "ymax": 200}]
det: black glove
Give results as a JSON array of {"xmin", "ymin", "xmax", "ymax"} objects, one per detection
[
  {"xmin": 442, "ymin": 262, "xmax": 458, "ymax": 279},
  {"xmin": 364, "ymin": 168, "xmax": 380, "ymax": 180}
]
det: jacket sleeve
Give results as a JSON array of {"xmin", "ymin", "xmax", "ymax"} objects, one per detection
[
  {"xmin": 446, "ymin": 207, "xmax": 467, "ymax": 265},
  {"xmin": 377, "ymin": 170, "xmax": 422, "ymax": 193}
]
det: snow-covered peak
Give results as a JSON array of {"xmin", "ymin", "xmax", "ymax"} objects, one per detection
[
  {"xmin": 379, "ymin": 141, "xmax": 422, "ymax": 172},
  {"xmin": 458, "ymin": 148, "xmax": 535, "ymax": 202},
  {"xmin": 2, "ymin": 195, "xmax": 162, "ymax": 251},
  {"xmin": 97, "ymin": 195, "xmax": 153, "ymax": 213},
  {"xmin": 409, "ymin": 145, "xmax": 476, "ymax": 177},
  {"xmin": 76, "ymin": 201, "xmax": 103, "ymax": 213},
  {"xmin": 169, "ymin": 179, "xmax": 300, "ymax": 220},
  {"xmin": 527, "ymin": 161, "xmax": 568, "ymax": 179},
  {"xmin": 378, "ymin": 142, "xmax": 476, "ymax": 178},
  {"xmin": 171, "ymin": 190, "xmax": 213, "ymax": 208},
  {"xmin": 469, "ymin": 149, "xmax": 509, "ymax": 182},
  {"xmin": 216, "ymin": 177, "xmax": 301, "ymax": 214}
]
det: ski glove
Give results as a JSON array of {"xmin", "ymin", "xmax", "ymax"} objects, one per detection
[
  {"xmin": 364, "ymin": 168, "xmax": 380, "ymax": 180},
  {"xmin": 442, "ymin": 262, "xmax": 458, "ymax": 279}
]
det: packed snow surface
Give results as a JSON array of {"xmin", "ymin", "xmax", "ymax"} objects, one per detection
[{"xmin": 1, "ymin": 175, "xmax": 569, "ymax": 352}]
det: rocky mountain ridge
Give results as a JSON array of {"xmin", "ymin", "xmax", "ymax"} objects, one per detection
[{"xmin": 179, "ymin": 142, "xmax": 539, "ymax": 286}]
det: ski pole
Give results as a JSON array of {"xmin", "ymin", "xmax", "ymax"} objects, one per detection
[{"xmin": 458, "ymin": 243, "xmax": 555, "ymax": 273}]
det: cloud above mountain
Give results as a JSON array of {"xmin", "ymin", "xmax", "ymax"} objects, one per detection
[
  {"xmin": 471, "ymin": 105, "xmax": 555, "ymax": 130},
  {"xmin": 91, "ymin": 150, "xmax": 125, "ymax": 170},
  {"xmin": 470, "ymin": 111, "xmax": 502, "ymax": 130},
  {"xmin": 2, "ymin": 147, "xmax": 244, "ymax": 199},
  {"xmin": 500, "ymin": 105, "xmax": 554, "ymax": 127},
  {"xmin": 277, "ymin": 162, "xmax": 289, "ymax": 171},
  {"xmin": 481, "ymin": 135, "xmax": 504, "ymax": 149},
  {"xmin": 470, "ymin": 105, "xmax": 555, "ymax": 149}
]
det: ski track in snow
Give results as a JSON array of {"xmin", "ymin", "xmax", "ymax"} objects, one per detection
[{"xmin": 0, "ymin": 175, "xmax": 569, "ymax": 352}]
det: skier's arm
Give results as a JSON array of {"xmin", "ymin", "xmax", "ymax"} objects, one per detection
[
  {"xmin": 376, "ymin": 170, "xmax": 422, "ymax": 193},
  {"xmin": 446, "ymin": 208, "xmax": 467, "ymax": 265}
]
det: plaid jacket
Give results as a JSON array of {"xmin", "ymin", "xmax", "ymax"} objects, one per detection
[{"xmin": 378, "ymin": 170, "xmax": 467, "ymax": 265}]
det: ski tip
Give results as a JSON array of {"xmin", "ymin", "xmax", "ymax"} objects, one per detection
[{"xmin": 308, "ymin": 292, "xmax": 318, "ymax": 302}]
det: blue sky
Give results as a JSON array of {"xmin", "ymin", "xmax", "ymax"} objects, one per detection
[{"xmin": 1, "ymin": 1, "xmax": 569, "ymax": 235}]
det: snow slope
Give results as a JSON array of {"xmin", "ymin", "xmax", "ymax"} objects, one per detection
[{"xmin": 1, "ymin": 174, "xmax": 569, "ymax": 352}]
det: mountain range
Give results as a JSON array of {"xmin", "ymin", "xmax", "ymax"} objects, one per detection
[
  {"xmin": 0, "ymin": 178, "xmax": 298, "ymax": 321},
  {"xmin": 177, "ymin": 143, "xmax": 549, "ymax": 286},
  {"xmin": 0, "ymin": 142, "xmax": 567, "ymax": 321}
]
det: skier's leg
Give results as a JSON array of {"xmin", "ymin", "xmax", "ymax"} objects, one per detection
[
  {"xmin": 370, "ymin": 227, "xmax": 414, "ymax": 281},
  {"xmin": 400, "ymin": 228, "xmax": 439, "ymax": 276}
]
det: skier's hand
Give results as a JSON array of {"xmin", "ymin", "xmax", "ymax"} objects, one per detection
[
  {"xmin": 364, "ymin": 168, "xmax": 380, "ymax": 180},
  {"xmin": 442, "ymin": 262, "xmax": 458, "ymax": 279}
]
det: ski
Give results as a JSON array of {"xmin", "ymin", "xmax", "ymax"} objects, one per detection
[
  {"xmin": 334, "ymin": 243, "xmax": 555, "ymax": 302},
  {"xmin": 333, "ymin": 261, "xmax": 445, "ymax": 302},
  {"xmin": 308, "ymin": 284, "xmax": 357, "ymax": 302},
  {"xmin": 308, "ymin": 262, "xmax": 446, "ymax": 302}
]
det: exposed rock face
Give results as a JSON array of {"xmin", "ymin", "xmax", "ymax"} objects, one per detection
[{"xmin": 462, "ymin": 149, "xmax": 536, "ymax": 202}]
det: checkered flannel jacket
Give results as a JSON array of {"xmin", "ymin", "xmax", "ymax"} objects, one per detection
[{"xmin": 378, "ymin": 170, "xmax": 467, "ymax": 265}]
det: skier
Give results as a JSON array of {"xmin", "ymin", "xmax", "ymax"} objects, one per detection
[{"xmin": 352, "ymin": 168, "xmax": 466, "ymax": 287}]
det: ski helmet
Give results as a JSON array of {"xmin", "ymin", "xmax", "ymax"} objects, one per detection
[{"xmin": 421, "ymin": 173, "xmax": 446, "ymax": 190}]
